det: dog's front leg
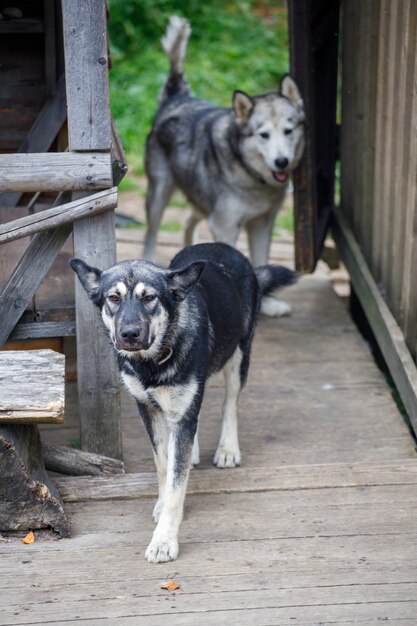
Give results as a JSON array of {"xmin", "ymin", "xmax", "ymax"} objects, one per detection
[
  {"xmin": 145, "ymin": 413, "xmax": 197, "ymax": 563},
  {"xmin": 136, "ymin": 403, "xmax": 169, "ymax": 524}
]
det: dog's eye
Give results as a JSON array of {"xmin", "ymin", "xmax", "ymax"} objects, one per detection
[
  {"xmin": 108, "ymin": 294, "xmax": 121, "ymax": 304},
  {"xmin": 259, "ymin": 132, "xmax": 270, "ymax": 139},
  {"xmin": 284, "ymin": 128, "xmax": 293, "ymax": 135},
  {"xmin": 142, "ymin": 294, "xmax": 156, "ymax": 303}
]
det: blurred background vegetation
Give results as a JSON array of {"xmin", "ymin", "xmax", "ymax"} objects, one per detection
[{"xmin": 108, "ymin": 0, "xmax": 289, "ymax": 176}]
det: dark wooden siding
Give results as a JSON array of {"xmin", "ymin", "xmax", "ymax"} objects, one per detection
[{"xmin": 340, "ymin": 0, "xmax": 417, "ymax": 362}]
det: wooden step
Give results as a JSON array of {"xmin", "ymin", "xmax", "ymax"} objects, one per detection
[
  {"xmin": 0, "ymin": 349, "xmax": 64, "ymax": 423},
  {"xmin": 55, "ymin": 458, "xmax": 417, "ymax": 502}
]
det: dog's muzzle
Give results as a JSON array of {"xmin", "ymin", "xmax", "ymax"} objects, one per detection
[
  {"xmin": 273, "ymin": 157, "xmax": 289, "ymax": 183},
  {"xmin": 117, "ymin": 324, "xmax": 152, "ymax": 352}
]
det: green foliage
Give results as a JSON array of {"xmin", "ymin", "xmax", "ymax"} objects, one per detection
[{"xmin": 108, "ymin": 0, "xmax": 289, "ymax": 172}]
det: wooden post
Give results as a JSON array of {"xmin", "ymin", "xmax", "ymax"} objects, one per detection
[
  {"xmin": 61, "ymin": 0, "xmax": 111, "ymax": 152},
  {"xmin": 62, "ymin": 0, "xmax": 122, "ymax": 458},
  {"xmin": 73, "ymin": 208, "xmax": 122, "ymax": 459}
]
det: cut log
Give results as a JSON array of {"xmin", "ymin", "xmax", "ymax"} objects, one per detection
[
  {"xmin": 0, "ymin": 424, "xmax": 70, "ymax": 537},
  {"xmin": 42, "ymin": 442, "xmax": 125, "ymax": 476}
]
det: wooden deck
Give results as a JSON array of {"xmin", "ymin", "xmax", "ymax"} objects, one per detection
[{"xmin": 2, "ymin": 198, "xmax": 417, "ymax": 625}]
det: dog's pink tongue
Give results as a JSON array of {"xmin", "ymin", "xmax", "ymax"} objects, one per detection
[{"xmin": 274, "ymin": 171, "xmax": 289, "ymax": 183}]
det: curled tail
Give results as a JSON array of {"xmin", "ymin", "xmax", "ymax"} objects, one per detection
[
  {"xmin": 255, "ymin": 265, "xmax": 298, "ymax": 296},
  {"xmin": 159, "ymin": 16, "xmax": 191, "ymax": 104}
]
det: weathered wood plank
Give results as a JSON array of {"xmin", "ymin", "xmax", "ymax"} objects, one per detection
[
  {"xmin": 62, "ymin": 0, "xmax": 112, "ymax": 151},
  {"xmin": 44, "ymin": 0, "xmax": 57, "ymax": 96},
  {"xmin": 0, "ymin": 350, "xmax": 64, "ymax": 424},
  {"xmin": 73, "ymin": 206, "xmax": 122, "ymax": 459},
  {"xmin": 0, "ymin": 424, "xmax": 70, "ymax": 537},
  {"xmin": 332, "ymin": 204, "xmax": 417, "ymax": 436},
  {"xmin": 400, "ymin": 0, "xmax": 417, "ymax": 359},
  {"xmin": 0, "ymin": 224, "xmax": 72, "ymax": 346},
  {"xmin": 0, "ymin": 19, "xmax": 44, "ymax": 34},
  {"xmin": 0, "ymin": 153, "xmax": 112, "ymax": 193},
  {"xmin": 9, "ymin": 321, "xmax": 76, "ymax": 341},
  {"xmin": 386, "ymin": 2, "xmax": 407, "ymax": 316},
  {"xmin": 55, "ymin": 459, "xmax": 417, "ymax": 502},
  {"xmin": 0, "ymin": 187, "xmax": 117, "ymax": 245},
  {"xmin": 371, "ymin": 0, "xmax": 390, "ymax": 280}
]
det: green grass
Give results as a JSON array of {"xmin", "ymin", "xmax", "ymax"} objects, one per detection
[{"xmin": 108, "ymin": 0, "xmax": 289, "ymax": 174}]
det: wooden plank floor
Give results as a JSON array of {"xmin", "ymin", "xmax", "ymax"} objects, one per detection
[{"xmin": 2, "ymin": 198, "xmax": 417, "ymax": 625}]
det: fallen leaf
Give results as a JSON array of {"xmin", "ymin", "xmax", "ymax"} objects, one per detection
[
  {"xmin": 22, "ymin": 532, "xmax": 35, "ymax": 545},
  {"xmin": 160, "ymin": 580, "xmax": 181, "ymax": 591}
]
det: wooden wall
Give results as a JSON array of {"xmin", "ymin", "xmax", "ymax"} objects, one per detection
[{"xmin": 341, "ymin": 0, "xmax": 417, "ymax": 362}]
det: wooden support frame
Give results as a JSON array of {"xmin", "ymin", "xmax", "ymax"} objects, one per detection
[
  {"xmin": 0, "ymin": 0, "xmax": 122, "ymax": 463},
  {"xmin": 332, "ymin": 204, "xmax": 417, "ymax": 436},
  {"xmin": 0, "ymin": 152, "xmax": 112, "ymax": 193}
]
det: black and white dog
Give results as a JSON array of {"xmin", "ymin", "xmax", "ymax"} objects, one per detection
[
  {"xmin": 71, "ymin": 243, "xmax": 296, "ymax": 563},
  {"xmin": 143, "ymin": 16, "xmax": 305, "ymax": 317}
]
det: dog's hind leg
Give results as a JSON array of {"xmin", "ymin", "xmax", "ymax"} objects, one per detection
[
  {"xmin": 143, "ymin": 167, "xmax": 175, "ymax": 261},
  {"xmin": 246, "ymin": 209, "xmax": 277, "ymax": 267},
  {"xmin": 246, "ymin": 210, "xmax": 292, "ymax": 317},
  {"xmin": 214, "ymin": 347, "xmax": 243, "ymax": 468},
  {"xmin": 184, "ymin": 211, "xmax": 203, "ymax": 247}
]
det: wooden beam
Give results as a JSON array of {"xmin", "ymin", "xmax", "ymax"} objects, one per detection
[
  {"xmin": 0, "ymin": 152, "xmax": 112, "ymax": 193},
  {"xmin": 332, "ymin": 204, "xmax": 417, "ymax": 435},
  {"xmin": 62, "ymin": 0, "xmax": 112, "ymax": 151},
  {"xmin": 9, "ymin": 320, "xmax": 76, "ymax": 341},
  {"xmin": 0, "ymin": 350, "xmax": 64, "ymax": 424},
  {"xmin": 0, "ymin": 224, "xmax": 72, "ymax": 347},
  {"xmin": 0, "ymin": 187, "xmax": 117, "ymax": 245},
  {"xmin": 0, "ymin": 75, "xmax": 68, "ymax": 208},
  {"xmin": 73, "ymin": 204, "xmax": 122, "ymax": 459}
]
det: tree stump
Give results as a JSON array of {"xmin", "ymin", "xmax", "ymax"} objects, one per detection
[{"xmin": 0, "ymin": 424, "xmax": 70, "ymax": 537}]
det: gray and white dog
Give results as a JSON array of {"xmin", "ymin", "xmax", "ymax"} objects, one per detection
[
  {"xmin": 71, "ymin": 243, "xmax": 296, "ymax": 563},
  {"xmin": 143, "ymin": 16, "xmax": 305, "ymax": 316}
]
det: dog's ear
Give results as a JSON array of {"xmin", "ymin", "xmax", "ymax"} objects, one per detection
[
  {"xmin": 280, "ymin": 75, "xmax": 304, "ymax": 111},
  {"xmin": 233, "ymin": 90, "xmax": 254, "ymax": 126},
  {"xmin": 167, "ymin": 261, "xmax": 206, "ymax": 301},
  {"xmin": 69, "ymin": 258, "xmax": 102, "ymax": 305}
]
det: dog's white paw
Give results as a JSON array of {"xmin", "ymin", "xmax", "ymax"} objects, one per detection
[
  {"xmin": 145, "ymin": 535, "xmax": 179, "ymax": 563},
  {"xmin": 152, "ymin": 499, "xmax": 164, "ymax": 524},
  {"xmin": 214, "ymin": 445, "xmax": 241, "ymax": 468},
  {"xmin": 261, "ymin": 295, "xmax": 292, "ymax": 317}
]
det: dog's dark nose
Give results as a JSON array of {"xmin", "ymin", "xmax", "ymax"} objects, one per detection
[
  {"xmin": 121, "ymin": 326, "xmax": 140, "ymax": 343},
  {"xmin": 275, "ymin": 157, "xmax": 289, "ymax": 170}
]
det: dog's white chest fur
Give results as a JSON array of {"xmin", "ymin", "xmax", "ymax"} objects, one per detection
[{"xmin": 121, "ymin": 371, "xmax": 197, "ymax": 421}]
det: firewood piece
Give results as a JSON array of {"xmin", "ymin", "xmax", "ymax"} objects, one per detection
[{"xmin": 42, "ymin": 442, "xmax": 125, "ymax": 476}]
